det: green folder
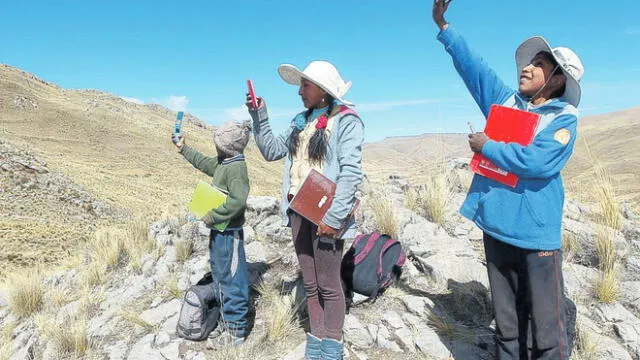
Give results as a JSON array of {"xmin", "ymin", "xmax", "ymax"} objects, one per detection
[{"xmin": 188, "ymin": 181, "xmax": 230, "ymax": 231}]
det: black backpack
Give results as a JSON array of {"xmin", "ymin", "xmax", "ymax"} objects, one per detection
[
  {"xmin": 176, "ymin": 273, "xmax": 221, "ymax": 341},
  {"xmin": 341, "ymin": 231, "xmax": 406, "ymax": 304}
]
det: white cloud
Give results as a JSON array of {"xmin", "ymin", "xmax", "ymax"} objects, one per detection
[
  {"xmin": 121, "ymin": 96, "xmax": 144, "ymax": 104},
  {"xmin": 224, "ymin": 106, "xmax": 251, "ymax": 121},
  {"xmin": 165, "ymin": 95, "xmax": 190, "ymax": 111},
  {"xmin": 152, "ymin": 95, "xmax": 190, "ymax": 111},
  {"xmin": 356, "ymin": 98, "xmax": 442, "ymax": 112}
]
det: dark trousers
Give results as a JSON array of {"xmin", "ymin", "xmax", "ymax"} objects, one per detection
[
  {"xmin": 290, "ymin": 213, "xmax": 345, "ymax": 340},
  {"xmin": 209, "ymin": 229, "xmax": 249, "ymax": 337},
  {"xmin": 483, "ymin": 233, "xmax": 569, "ymax": 360}
]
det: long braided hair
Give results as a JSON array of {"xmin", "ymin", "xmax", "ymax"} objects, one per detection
[{"xmin": 287, "ymin": 96, "xmax": 335, "ymax": 166}]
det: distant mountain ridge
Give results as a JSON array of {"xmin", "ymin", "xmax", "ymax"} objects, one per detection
[{"xmin": 363, "ymin": 106, "xmax": 640, "ymax": 205}]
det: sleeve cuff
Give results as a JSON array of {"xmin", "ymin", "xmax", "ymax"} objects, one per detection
[
  {"xmin": 249, "ymin": 104, "xmax": 269, "ymax": 123},
  {"xmin": 481, "ymin": 140, "xmax": 498, "ymax": 159},
  {"xmin": 436, "ymin": 24, "xmax": 458, "ymax": 47},
  {"xmin": 322, "ymin": 212, "xmax": 342, "ymax": 230}
]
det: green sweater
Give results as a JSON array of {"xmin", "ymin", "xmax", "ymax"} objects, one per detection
[{"xmin": 180, "ymin": 145, "xmax": 249, "ymax": 229}]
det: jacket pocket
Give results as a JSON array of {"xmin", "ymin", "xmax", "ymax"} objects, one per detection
[
  {"xmin": 523, "ymin": 193, "xmax": 545, "ymax": 227},
  {"xmin": 477, "ymin": 188, "xmax": 544, "ymax": 238}
]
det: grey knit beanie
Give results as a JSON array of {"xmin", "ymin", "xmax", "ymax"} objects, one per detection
[{"xmin": 213, "ymin": 120, "xmax": 251, "ymax": 156}]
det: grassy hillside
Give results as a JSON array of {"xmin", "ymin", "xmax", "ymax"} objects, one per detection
[
  {"xmin": 566, "ymin": 106, "xmax": 640, "ymax": 204},
  {"xmin": 2, "ymin": 61, "xmax": 638, "ymax": 275},
  {"xmin": 363, "ymin": 106, "xmax": 640, "ymax": 207},
  {"xmin": 0, "ymin": 64, "xmax": 282, "ymax": 275}
]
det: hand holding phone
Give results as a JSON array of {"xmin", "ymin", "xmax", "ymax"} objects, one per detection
[
  {"xmin": 247, "ymin": 80, "xmax": 258, "ymax": 110},
  {"xmin": 172, "ymin": 111, "xmax": 184, "ymax": 143}
]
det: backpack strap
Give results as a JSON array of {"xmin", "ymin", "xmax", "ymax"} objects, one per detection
[
  {"xmin": 351, "ymin": 232, "xmax": 370, "ymax": 249},
  {"xmin": 337, "ymin": 105, "xmax": 357, "ymax": 117},
  {"xmin": 377, "ymin": 237, "xmax": 401, "ymax": 277},
  {"xmin": 354, "ymin": 232, "xmax": 383, "ymax": 265},
  {"xmin": 368, "ymin": 238, "xmax": 406, "ymax": 304}
]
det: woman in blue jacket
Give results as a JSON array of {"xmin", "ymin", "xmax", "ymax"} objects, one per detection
[
  {"xmin": 433, "ymin": 1, "xmax": 584, "ymax": 359},
  {"xmin": 246, "ymin": 60, "xmax": 363, "ymax": 360}
]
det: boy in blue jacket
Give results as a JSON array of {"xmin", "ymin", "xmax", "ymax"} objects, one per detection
[{"xmin": 433, "ymin": 1, "xmax": 584, "ymax": 359}]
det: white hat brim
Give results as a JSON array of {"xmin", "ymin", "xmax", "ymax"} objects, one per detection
[
  {"xmin": 515, "ymin": 37, "xmax": 581, "ymax": 107},
  {"xmin": 277, "ymin": 64, "xmax": 355, "ymax": 107}
]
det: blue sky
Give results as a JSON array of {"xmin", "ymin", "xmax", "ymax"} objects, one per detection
[{"xmin": 2, "ymin": 0, "xmax": 639, "ymax": 142}]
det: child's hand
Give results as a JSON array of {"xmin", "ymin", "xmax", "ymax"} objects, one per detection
[
  {"xmin": 317, "ymin": 221, "xmax": 338, "ymax": 238},
  {"xmin": 432, "ymin": 0, "xmax": 452, "ymax": 31},
  {"xmin": 173, "ymin": 134, "xmax": 185, "ymax": 150},
  {"xmin": 245, "ymin": 93, "xmax": 265, "ymax": 112},
  {"xmin": 468, "ymin": 132, "xmax": 489, "ymax": 153},
  {"xmin": 201, "ymin": 213, "xmax": 214, "ymax": 227}
]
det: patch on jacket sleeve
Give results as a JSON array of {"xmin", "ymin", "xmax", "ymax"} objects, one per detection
[{"xmin": 553, "ymin": 128, "xmax": 571, "ymax": 145}]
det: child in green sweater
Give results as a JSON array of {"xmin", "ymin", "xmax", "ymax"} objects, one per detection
[{"xmin": 173, "ymin": 120, "xmax": 251, "ymax": 347}]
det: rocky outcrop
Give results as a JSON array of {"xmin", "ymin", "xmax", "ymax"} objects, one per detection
[{"xmin": 1, "ymin": 168, "xmax": 639, "ymax": 359}]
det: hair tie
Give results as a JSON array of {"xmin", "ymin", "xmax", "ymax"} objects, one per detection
[{"xmin": 315, "ymin": 115, "xmax": 328, "ymax": 130}]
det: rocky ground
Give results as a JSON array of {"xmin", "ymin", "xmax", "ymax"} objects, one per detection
[{"xmin": 1, "ymin": 164, "xmax": 639, "ymax": 360}]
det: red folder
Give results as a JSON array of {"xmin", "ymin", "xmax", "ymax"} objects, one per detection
[
  {"xmin": 288, "ymin": 169, "xmax": 359, "ymax": 237},
  {"xmin": 469, "ymin": 105, "xmax": 540, "ymax": 187}
]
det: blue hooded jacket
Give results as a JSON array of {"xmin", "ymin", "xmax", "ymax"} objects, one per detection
[{"xmin": 438, "ymin": 26, "xmax": 579, "ymax": 250}]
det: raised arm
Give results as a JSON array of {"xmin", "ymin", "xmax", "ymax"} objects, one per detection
[
  {"xmin": 433, "ymin": 0, "xmax": 515, "ymax": 117},
  {"xmin": 179, "ymin": 144, "xmax": 219, "ymax": 177},
  {"xmin": 246, "ymin": 97, "xmax": 291, "ymax": 161}
]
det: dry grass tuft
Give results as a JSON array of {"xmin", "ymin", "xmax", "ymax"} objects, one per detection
[
  {"xmin": 572, "ymin": 320, "xmax": 599, "ymax": 360},
  {"xmin": 83, "ymin": 262, "xmax": 107, "ymax": 287},
  {"xmin": 382, "ymin": 285, "xmax": 408, "ymax": 300},
  {"xmin": 427, "ymin": 311, "xmax": 475, "ymax": 344},
  {"xmin": 164, "ymin": 277, "xmax": 184, "ymax": 300},
  {"xmin": 594, "ymin": 268, "xmax": 620, "ymax": 304},
  {"xmin": 427, "ymin": 312, "xmax": 457, "ymax": 339},
  {"xmin": 1, "ymin": 320, "xmax": 17, "ymax": 347},
  {"xmin": 79, "ymin": 286, "xmax": 105, "ymax": 317},
  {"xmin": 255, "ymin": 282, "xmax": 299, "ymax": 342},
  {"xmin": 90, "ymin": 227, "xmax": 128, "ymax": 269},
  {"xmin": 49, "ymin": 285, "xmax": 78, "ymax": 309},
  {"xmin": 36, "ymin": 312, "xmax": 94, "ymax": 358},
  {"xmin": 119, "ymin": 309, "xmax": 157, "ymax": 333},
  {"xmin": 264, "ymin": 293, "xmax": 298, "ymax": 342},
  {"xmin": 5, "ymin": 268, "xmax": 44, "ymax": 317},
  {"xmin": 421, "ymin": 172, "xmax": 454, "ymax": 226},
  {"xmin": 593, "ymin": 223, "xmax": 620, "ymax": 304},
  {"xmin": 404, "ymin": 165, "xmax": 453, "ymax": 226},
  {"xmin": 368, "ymin": 192, "xmax": 398, "ymax": 239},
  {"xmin": 0, "ymin": 343, "xmax": 11, "ymax": 360},
  {"xmin": 123, "ymin": 218, "xmax": 155, "ymax": 263},
  {"xmin": 562, "ymin": 231, "xmax": 581, "ymax": 262},
  {"xmin": 595, "ymin": 226, "xmax": 617, "ymax": 273},
  {"xmin": 584, "ymin": 140, "xmax": 621, "ymax": 230},
  {"xmin": 175, "ymin": 238, "xmax": 195, "ymax": 263}
]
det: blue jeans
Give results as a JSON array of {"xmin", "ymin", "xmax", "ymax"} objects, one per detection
[
  {"xmin": 484, "ymin": 233, "xmax": 569, "ymax": 360},
  {"xmin": 209, "ymin": 229, "xmax": 249, "ymax": 337}
]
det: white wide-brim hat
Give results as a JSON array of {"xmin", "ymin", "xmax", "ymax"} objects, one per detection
[
  {"xmin": 278, "ymin": 60, "xmax": 354, "ymax": 107},
  {"xmin": 515, "ymin": 36, "xmax": 584, "ymax": 107}
]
